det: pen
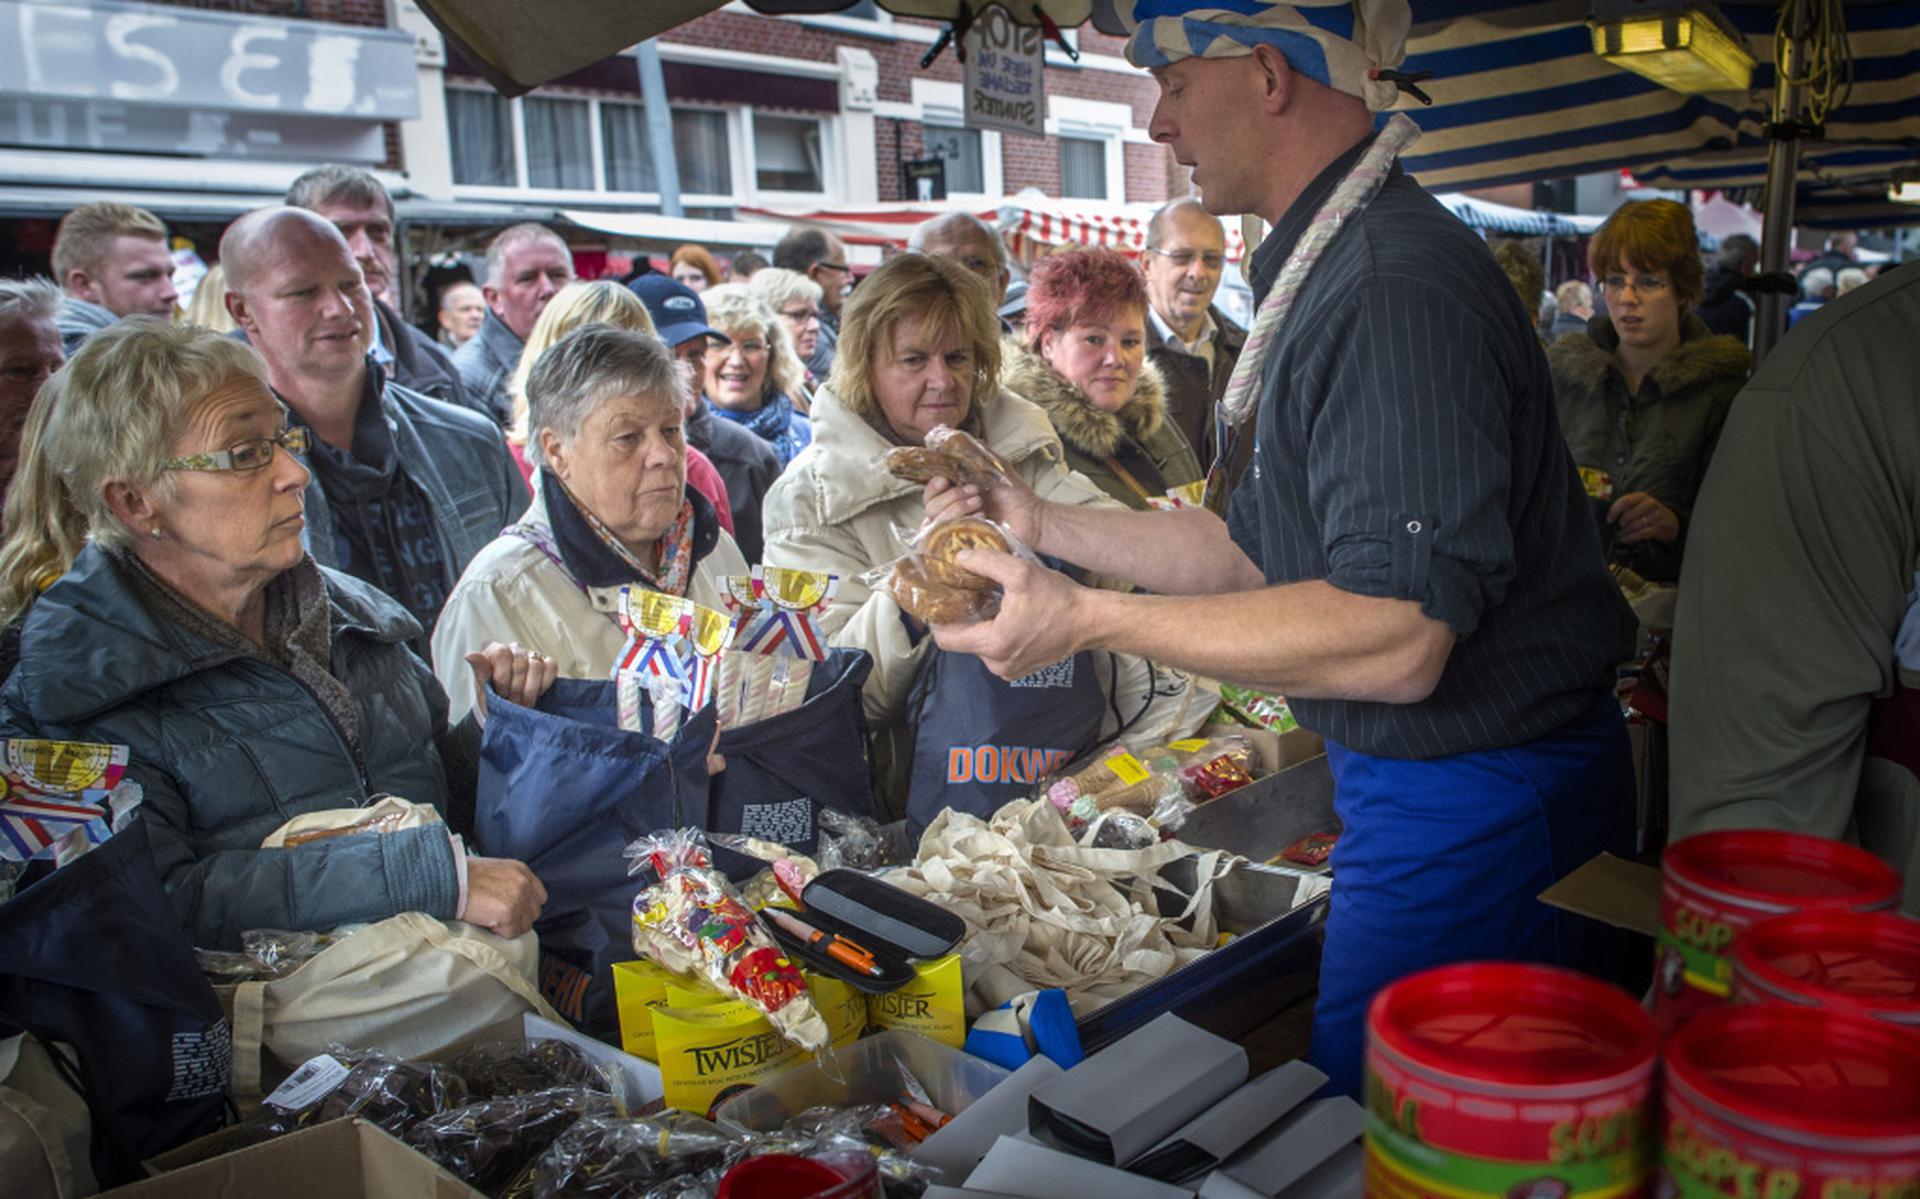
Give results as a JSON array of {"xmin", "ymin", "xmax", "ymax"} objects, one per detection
[{"xmin": 766, "ymin": 908, "xmax": 883, "ymax": 977}]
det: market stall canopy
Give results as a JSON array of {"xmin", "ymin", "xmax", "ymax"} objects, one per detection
[
  {"xmin": 1394, "ymin": 2, "xmax": 1920, "ymax": 197},
  {"xmin": 559, "ymin": 210, "xmax": 787, "ymax": 251}
]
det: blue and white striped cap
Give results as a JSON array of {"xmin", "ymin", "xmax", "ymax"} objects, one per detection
[{"xmin": 1122, "ymin": 0, "xmax": 1413, "ymax": 112}]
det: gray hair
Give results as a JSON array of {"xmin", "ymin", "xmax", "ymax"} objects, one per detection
[
  {"xmin": 702, "ymin": 284, "xmax": 806, "ymax": 402},
  {"xmin": 747, "ymin": 267, "xmax": 824, "ymax": 315},
  {"xmin": 0, "ymin": 276, "xmax": 61, "ymax": 325},
  {"xmin": 1146, "ymin": 198, "xmax": 1220, "ymax": 251},
  {"xmin": 1554, "ymin": 279, "xmax": 1591, "ymax": 310},
  {"xmin": 1800, "ymin": 266, "xmax": 1835, "ymax": 299},
  {"xmin": 525, "ymin": 323, "xmax": 688, "ymax": 470},
  {"xmin": 42, "ymin": 320, "xmax": 271, "ymax": 549},
  {"xmin": 286, "ymin": 163, "xmax": 394, "ymax": 222},
  {"xmin": 485, "ymin": 223, "xmax": 571, "ymax": 288},
  {"xmin": 907, "ymin": 212, "xmax": 1008, "ymax": 272}
]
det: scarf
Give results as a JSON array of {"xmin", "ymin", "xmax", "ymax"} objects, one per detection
[
  {"xmin": 551, "ymin": 475, "xmax": 698, "ymax": 599},
  {"xmin": 1203, "ymin": 113, "xmax": 1422, "ymax": 509},
  {"xmin": 710, "ymin": 393, "xmax": 806, "ymax": 467}
]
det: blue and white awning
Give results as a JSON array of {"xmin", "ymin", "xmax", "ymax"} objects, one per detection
[{"xmin": 1393, "ymin": 2, "xmax": 1920, "ymax": 198}]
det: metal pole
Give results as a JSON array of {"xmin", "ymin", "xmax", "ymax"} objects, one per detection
[
  {"xmin": 635, "ymin": 39, "xmax": 684, "ymax": 219},
  {"xmin": 1753, "ymin": 2, "xmax": 1809, "ymax": 366}
]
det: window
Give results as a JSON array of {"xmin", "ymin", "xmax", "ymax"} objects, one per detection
[
  {"xmin": 675, "ymin": 109, "xmax": 732, "ymax": 196},
  {"xmin": 1059, "ymin": 136, "xmax": 1108, "ymax": 200},
  {"xmin": 755, "ymin": 115, "xmax": 824, "ymax": 193},
  {"xmin": 523, "ymin": 97, "xmax": 593, "ymax": 190},
  {"xmin": 600, "ymin": 101, "xmax": 654, "ymax": 192},
  {"xmin": 448, "ymin": 89, "xmax": 515, "ymax": 187},
  {"xmin": 923, "ymin": 125, "xmax": 984, "ymax": 194}
]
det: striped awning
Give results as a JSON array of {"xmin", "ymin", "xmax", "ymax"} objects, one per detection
[{"xmin": 1394, "ymin": 2, "xmax": 1920, "ymax": 198}]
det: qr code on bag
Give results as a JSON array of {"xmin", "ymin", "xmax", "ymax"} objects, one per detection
[
  {"xmin": 738, "ymin": 797, "xmax": 815, "ymax": 846},
  {"xmin": 1010, "ymin": 658, "xmax": 1076, "ymax": 689}
]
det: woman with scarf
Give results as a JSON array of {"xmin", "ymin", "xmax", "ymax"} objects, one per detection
[
  {"xmin": 0, "ymin": 321, "xmax": 549, "ymax": 947},
  {"xmin": 432, "ymin": 323, "xmax": 748, "ymax": 719},
  {"xmin": 698, "ymin": 285, "xmax": 813, "ymax": 467},
  {"xmin": 1005, "ymin": 250, "xmax": 1201, "ymax": 510}
]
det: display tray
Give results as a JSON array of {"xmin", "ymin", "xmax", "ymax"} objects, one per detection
[{"xmin": 1075, "ymin": 756, "xmax": 1338, "ymax": 1056}]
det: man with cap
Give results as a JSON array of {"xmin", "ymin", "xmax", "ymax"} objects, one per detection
[
  {"xmin": 631, "ymin": 275, "xmax": 779, "ymax": 563},
  {"xmin": 927, "ymin": 0, "xmax": 1635, "ymax": 1096}
]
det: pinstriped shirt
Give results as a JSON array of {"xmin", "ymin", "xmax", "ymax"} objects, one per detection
[{"xmin": 1226, "ymin": 140, "xmax": 1635, "ymax": 759}]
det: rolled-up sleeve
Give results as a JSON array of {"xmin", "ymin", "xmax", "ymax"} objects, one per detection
[{"xmin": 1305, "ymin": 284, "xmax": 1519, "ymax": 639}]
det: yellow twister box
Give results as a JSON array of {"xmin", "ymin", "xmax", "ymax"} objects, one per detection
[
  {"xmin": 866, "ymin": 954, "xmax": 966, "ymax": 1048},
  {"xmin": 610, "ymin": 959, "xmax": 680, "ymax": 1061},
  {"xmin": 647, "ymin": 971, "xmax": 867, "ymax": 1116}
]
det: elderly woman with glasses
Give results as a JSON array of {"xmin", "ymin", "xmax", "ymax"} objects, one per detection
[
  {"xmin": 698, "ymin": 284, "xmax": 813, "ymax": 467},
  {"xmin": 0, "ymin": 321, "xmax": 550, "ymax": 948},
  {"xmin": 749, "ymin": 268, "xmax": 827, "ymax": 395},
  {"xmin": 1549, "ymin": 199, "xmax": 1749, "ymax": 583},
  {"xmin": 431, "ymin": 323, "xmax": 748, "ymax": 720}
]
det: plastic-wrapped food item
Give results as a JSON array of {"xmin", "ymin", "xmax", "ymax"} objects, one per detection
[
  {"xmin": 196, "ymin": 928, "xmax": 340, "ymax": 984},
  {"xmin": 881, "ymin": 425, "xmax": 1016, "ymax": 490},
  {"xmin": 519, "ymin": 1111, "xmax": 742, "ymax": 1198},
  {"xmin": 627, "ymin": 829, "xmax": 831, "ymax": 1053},
  {"xmin": 450, "ymin": 1038, "xmax": 619, "ymax": 1102},
  {"xmin": 1042, "ymin": 735, "xmax": 1256, "ymax": 826},
  {"xmin": 815, "ymin": 808, "xmax": 884, "ymax": 874},
  {"xmin": 1080, "ymin": 811, "xmax": 1163, "ymax": 851},
  {"xmin": 408, "ymin": 1088, "xmax": 619, "ymax": 1196},
  {"xmin": 316, "ymin": 1054, "xmax": 470, "ymax": 1134},
  {"xmin": 1277, "ymin": 831, "xmax": 1338, "ymax": 867},
  {"xmin": 1180, "ymin": 751, "xmax": 1255, "ymax": 799},
  {"xmin": 878, "ymin": 515, "xmax": 1028, "ymax": 627},
  {"xmin": 1216, "ymin": 684, "xmax": 1298, "ymax": 733}
]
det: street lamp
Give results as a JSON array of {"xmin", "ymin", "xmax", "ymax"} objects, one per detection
[{"xmin": 1589, "ymin": 1, "xmax": 1755, "ymax": 93}]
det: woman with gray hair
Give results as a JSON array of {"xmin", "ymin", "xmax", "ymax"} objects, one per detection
[
  {"xmin": 748, "ymin": 268, "xmax": 827, "ymax": 393},
  {"xmin": 699, "ymin": 284, "xmax": 813, "ymax": 464},
  {"xmin": 431, "ymin": 323, "xmax": 748, "ymax": 718},
  {"xmin": 0, "ymin": 320, "xmax": 550, "ymax": 947}
]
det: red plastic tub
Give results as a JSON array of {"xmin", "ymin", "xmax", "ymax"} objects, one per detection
[
  {"xmin": 1662, "ymin": 1003, "xmax": 1920, "ymax": 1198},
  {"xmin": 1733, "ymin": 909, "xmax": 1920, "ymax": 1029},
  {"xmin": 716, "ymin": 1152, "xmax": 881, "ymax": 1199},
  {"xmin": 1654, "ymin": 830, "xmax": 1900, "ymax": 1034},
  {"xmin": 1364, "ymin": 962, "xmax": 1659, "ymax": 1198}
]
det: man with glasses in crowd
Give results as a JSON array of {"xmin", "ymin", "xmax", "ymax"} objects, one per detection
[
  {"xmin": 1141, "ymin": 198, "xmax": 1249, "ymax": 486},
  {"xmin": 909, "ymin": 212, "xmax": 1013, "ymax": 319},
  {"xmin": 773, "ymin": 225, "xmax": 853, "ymax": 381},
  {"xmin": 221, "ymin": 207, "xmax": 528, "ymax": 650}
]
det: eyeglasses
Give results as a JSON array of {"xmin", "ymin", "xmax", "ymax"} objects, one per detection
[
  {"xmin": 1601, "ymin": 273, "xmax": 1672, "ymax": 296},
  {"xmin": 1147, "ymin": 248, "xmax": 1226, "ymax": 271},
  {"xmin": 162, "ymin": 426, "xmax": 311, "ymax": 473},
  {"xmin": 814, "ymin": 261, "xmax": 852, "ymax": 274},
  {"xmin": 722, "ymin": 340, "xmax": 769, "ymax": 358},
  {"xmin": 778, "ymin": 306, "xmax": 821, "ymax": 325}
]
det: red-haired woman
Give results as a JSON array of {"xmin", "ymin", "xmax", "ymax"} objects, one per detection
[
  {"xmin": 1549, "ymin": 199, "xmax": 1748, "ymax": 583},
  {"xmin": 1005, "ymin": 249, "xmax": 1202, "ymax": 510}
]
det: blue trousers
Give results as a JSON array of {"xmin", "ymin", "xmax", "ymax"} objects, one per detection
[{"xmin": 1306, "ymin": 704, "xmax": 1635, "ymax": 1098}]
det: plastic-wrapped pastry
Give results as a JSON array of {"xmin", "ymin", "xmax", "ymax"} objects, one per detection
[{"xmin": 882, "ymin": 425, "xmax": 1016, "ymax": 490}]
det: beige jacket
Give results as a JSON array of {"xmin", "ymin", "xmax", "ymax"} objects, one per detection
[
  {"xmin": 430, "ymin": 484, "xmax": 749, "ymax": 720},
  {"xmin": 762, "ymin": 384, "xmax": 1213, "ymax": 741}
]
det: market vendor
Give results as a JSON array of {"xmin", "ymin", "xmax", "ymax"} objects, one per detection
[
  {"xmin": 928, "ymin": 0, "xmax": 1638, "ymax": 1097},
  {"xmin": 0, "ymin": 320, "xmax": 551, "ymax": 949}
]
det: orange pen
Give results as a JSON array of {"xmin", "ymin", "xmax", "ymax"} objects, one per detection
[{"xmin": 766, "ymin": 908, "xmax": 883, "ymax": 977}]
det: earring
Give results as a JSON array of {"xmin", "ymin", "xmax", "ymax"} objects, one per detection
[{"xmin": 148, "ymin": 528, "xmax": 162, "ymax": 541}]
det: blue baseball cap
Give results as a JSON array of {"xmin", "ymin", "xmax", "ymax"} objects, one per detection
[{"xmin": 629, "ymin": 274, "xmax": 729, "ymax": 348}]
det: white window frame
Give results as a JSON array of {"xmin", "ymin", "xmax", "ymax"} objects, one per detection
[
  {"xmin": 743, "ymin": 107, "xmax": 834, "ymax": 205},
  {"xmin": 909, "ymin": 78, "xmax": 1003, "ymax": 199},
  {"xmin": 1047, "ymin": 95, "xmax": 1131, "ymax": 204}
]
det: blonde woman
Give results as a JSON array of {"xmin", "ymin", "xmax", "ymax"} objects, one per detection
[
  {"xmin": 504, "ymin": 280, "xmax": 733, "ymax": 535},
  {"xmin": 747, "ymin": 268, "xmax": 826, "ymax": 397},
  {"xmin": 184, "ymin": 263, "xmax": 238, "ymax": 334},
  {"xmin": 699, "ymin": 284, "xmax": 812, "ymax": 466}
]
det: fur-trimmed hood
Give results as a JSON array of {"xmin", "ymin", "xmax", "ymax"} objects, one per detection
[
  {"xmin": 1000, "ymin": 338, "xmax": 1172, "ymax": 460},
  {"xmin": 1548, "ymin": 313, "xmax": 1750, "ymax": 401}
]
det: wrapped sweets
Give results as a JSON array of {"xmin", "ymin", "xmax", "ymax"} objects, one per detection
[
  {"xmin": 881, "ymin": 515, "xmax": 1031, "ymax": 627},
  {"xmin": 717, "ymin": 566, "xmax": 837, "ymax": 727},
  {"xmin": 628, "ymin": 828, "xmax": 831, "ymax": 1053},
  {"xmin": 1146, "ymin": 480, "xmax": 1209, "ymax": 512},
  {"xmin": 612, "ymin": 589, "xmax": 733, "ymax": 740}
]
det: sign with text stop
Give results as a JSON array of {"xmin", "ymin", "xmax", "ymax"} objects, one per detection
[{"xmin": 965, "ymin": 6, "xmax": 1045, "ymax": 138}]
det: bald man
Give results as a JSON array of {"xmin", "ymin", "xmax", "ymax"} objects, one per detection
[
  {"xmin": 909, "ymin": 212, "xmax": 1012, "ymax": 311},
  {"xmin": 223, "ymin": 207, "xmax": 527, "ymax": 644}
]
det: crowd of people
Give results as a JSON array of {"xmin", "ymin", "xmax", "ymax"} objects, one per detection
[{"xmin": 0, "ymin": 2, "xmax": 1914, "ymax": 1102}]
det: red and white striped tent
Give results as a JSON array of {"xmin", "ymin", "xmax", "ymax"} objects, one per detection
[{"xmin": 737, "ymin": 196, "xmax": 1252, "ymax": 269}]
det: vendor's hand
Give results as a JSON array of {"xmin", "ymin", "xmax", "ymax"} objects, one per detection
[
  {"xmin": 929, "ymin": 548, "xmax": 1087, "ymax": 680},
  {"xmin": 706, "ymin": 719, "xmax": 726, "ymax": 777},
  {"xmin": 923, "ymin": 473, "xmax": 1046, "ymax": 549},
  {"xmin": 466, "ymin": 641, "xmax": 560, "ymax": 719},
  {"xmin": 463, "ymin": 856, "xmax": 546, "ymax": 939},
  {"xmin": 1607, "ymin": 493, "xmax": 1679, "ymax": 545}
]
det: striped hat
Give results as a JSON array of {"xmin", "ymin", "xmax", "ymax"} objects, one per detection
[{"xmin": 1122, "ymin": 1, "xmax": 1413, "ymax": 112}]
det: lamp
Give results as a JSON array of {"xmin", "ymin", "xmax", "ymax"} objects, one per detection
[
  {"xmin": 1590, "ymin": 1, "xmax": 1755, "ymax": 94},
  {"xmin": 1891, "ymin": 182, "xmax": 1920, "ymax": 205}
]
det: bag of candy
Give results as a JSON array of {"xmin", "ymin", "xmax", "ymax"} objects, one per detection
[{"xmin": 626, "ymin": 829, "xmax": 830, "ymax": 1053}]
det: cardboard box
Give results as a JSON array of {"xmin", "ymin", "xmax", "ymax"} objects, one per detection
[
  {"xmin": 1200, "ymin": 722, "xmax": 1323, "ymax": 776},
  {"xmin": 106, "ymin": 1119, "xmax": 483, "ymax": 1198},
  {"xmin": 1537, "ymin": 852, "xmax": 1662, "ymax": 938}
]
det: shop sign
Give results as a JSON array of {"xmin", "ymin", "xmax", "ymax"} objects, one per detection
[
  {"xmin": 0, "ymin": 0, "xmax": 420, "ymax": 120},
  {"xmin": 964, "ymin": 5, "xmax": 1044, "ymax": 138}
]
